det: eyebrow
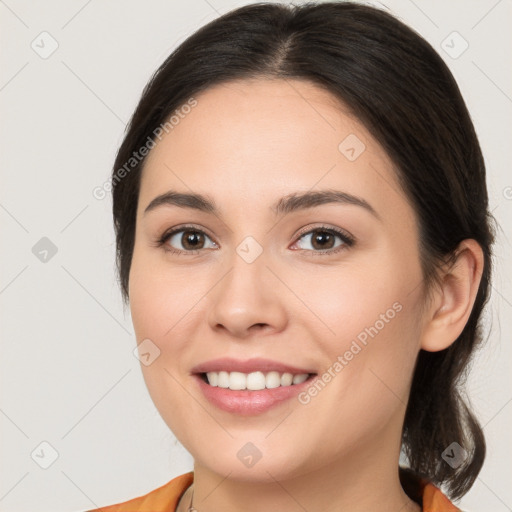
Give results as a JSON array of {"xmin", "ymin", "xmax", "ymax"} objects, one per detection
[{"xmin": 143, "ymin": 189, "xmax": 380, "ymax": 220}]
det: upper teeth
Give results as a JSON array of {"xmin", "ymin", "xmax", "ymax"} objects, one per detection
[{"xmin": 205, "ymin": 371, "xmax": 309, "ymax": 390}]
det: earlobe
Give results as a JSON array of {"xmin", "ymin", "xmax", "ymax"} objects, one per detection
[{"xmin": 420, "ymin": 239, "xmax": 484, "ymax": 352}]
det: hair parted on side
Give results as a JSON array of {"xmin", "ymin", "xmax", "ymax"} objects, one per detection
[{"xmin": 111, "ymin": 1, "xmax": 496, "ymax": 501}]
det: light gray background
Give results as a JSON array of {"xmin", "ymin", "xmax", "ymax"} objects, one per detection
[{"xmin": 1, "ymin": 1, "xmax": 511, "ymax": 511}]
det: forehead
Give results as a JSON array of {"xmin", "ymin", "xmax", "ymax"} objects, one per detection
[{"xmin": 138, "ymin": 78, "xmax": 409, "ymax": 224}]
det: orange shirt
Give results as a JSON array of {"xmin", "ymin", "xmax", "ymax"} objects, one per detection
[{"xmin": 88, "ymin": 471, "xmax": 460, "ymax": 511}]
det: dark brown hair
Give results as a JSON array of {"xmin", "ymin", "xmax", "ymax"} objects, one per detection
[{"xmin": 111, "ymin": 1, "xmax": 495, "ymax": 501}]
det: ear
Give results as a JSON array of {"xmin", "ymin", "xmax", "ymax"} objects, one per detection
[{"xmin": 420, "ymin": 239, "xmax": 484, "ymax": 352}]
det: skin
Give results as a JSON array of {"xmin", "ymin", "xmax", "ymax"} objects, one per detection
[{"xmin": 128, "ymin": 78, "xmax": 484, "ymax": 512}]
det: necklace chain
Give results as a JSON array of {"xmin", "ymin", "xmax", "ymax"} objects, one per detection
[{"xmin": 187, "ymin": 484, "xmax": 196, "ymax": 512}]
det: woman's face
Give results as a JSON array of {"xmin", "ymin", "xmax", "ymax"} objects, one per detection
[{"xmin": 129, "ymin": 78, "xmax": 429, "ymax": 481}]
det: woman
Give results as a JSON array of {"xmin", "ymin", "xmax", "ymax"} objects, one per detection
[{"xmin": 88, "ymin": 1, "xmax": 495, "ymax": 511}]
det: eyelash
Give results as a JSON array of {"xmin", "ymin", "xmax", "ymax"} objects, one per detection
[{"xmin": 155, "ymin": 224, "xmax": 355, "ymax": 257}]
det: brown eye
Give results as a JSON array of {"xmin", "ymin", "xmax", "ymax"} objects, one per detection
[
  {"xmin": 180, "ymin": 230, "xmax": 206, "ymax": 250},
  {"xmin": 309, "ymin": 229, "xmax": 336, "ymax": 250},
  {"xmin": 293, "ymin": 226, "xmax": 354, "ymax": 254},
  {"xmin": 162, "ymin": 227, "xmax": 217, "ymax": 253}
]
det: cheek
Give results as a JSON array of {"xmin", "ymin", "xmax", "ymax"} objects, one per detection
[
  {"xmin": 128, "ymin": 249, "xmax": 210, "ymax": 396},
  {"xmin": 295, "ymin": 298, "xmax": 422, "ymax": 460},
  {"xmin": 128, "ymin": 247, "xmax": 207, "ymax": 342},
  {"xmin": 128, "ymin": 252, "xmax": 204, "ymax": 444},
  {"xmin": 292, "ymin": 251, "xmax": 419, "ymax": 349},
  {"xmin": 297, "ymin": 249, "xmax": 423, "ymax": 411}
]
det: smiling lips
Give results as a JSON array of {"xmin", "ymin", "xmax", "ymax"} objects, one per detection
[
  {"xmin": 190, "ymin": 357, "xmax": 317, "ymax": 415},
  {"xmin": 191, "ymin": 356, "xmax": 315, "ymax": 389}
]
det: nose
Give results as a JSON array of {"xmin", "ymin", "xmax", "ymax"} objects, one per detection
[{"xmin": 207, "ymin": 249, "xmax": 288, "ymax": 339}]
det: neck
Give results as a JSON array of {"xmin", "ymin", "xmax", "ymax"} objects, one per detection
[{"xmin": 178, "ymin": 426, "xmax": 421, "ymax": 512}]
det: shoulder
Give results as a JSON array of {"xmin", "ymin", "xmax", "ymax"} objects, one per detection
[
  {"xmin": 84, "ymin": 471, "xmax": 194, "ymax": 512},
  {"xmin": 399, "ymin": 467, "xmax": 461, "ymax": 512},
  {"xmin": 422, "ymin": 482, "xmax": 462, "ymax": 512}
]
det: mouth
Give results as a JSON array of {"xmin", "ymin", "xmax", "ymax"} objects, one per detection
[{"xmin": 192, "ymin": 369, "xmax": 318, "ymax": 415}]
